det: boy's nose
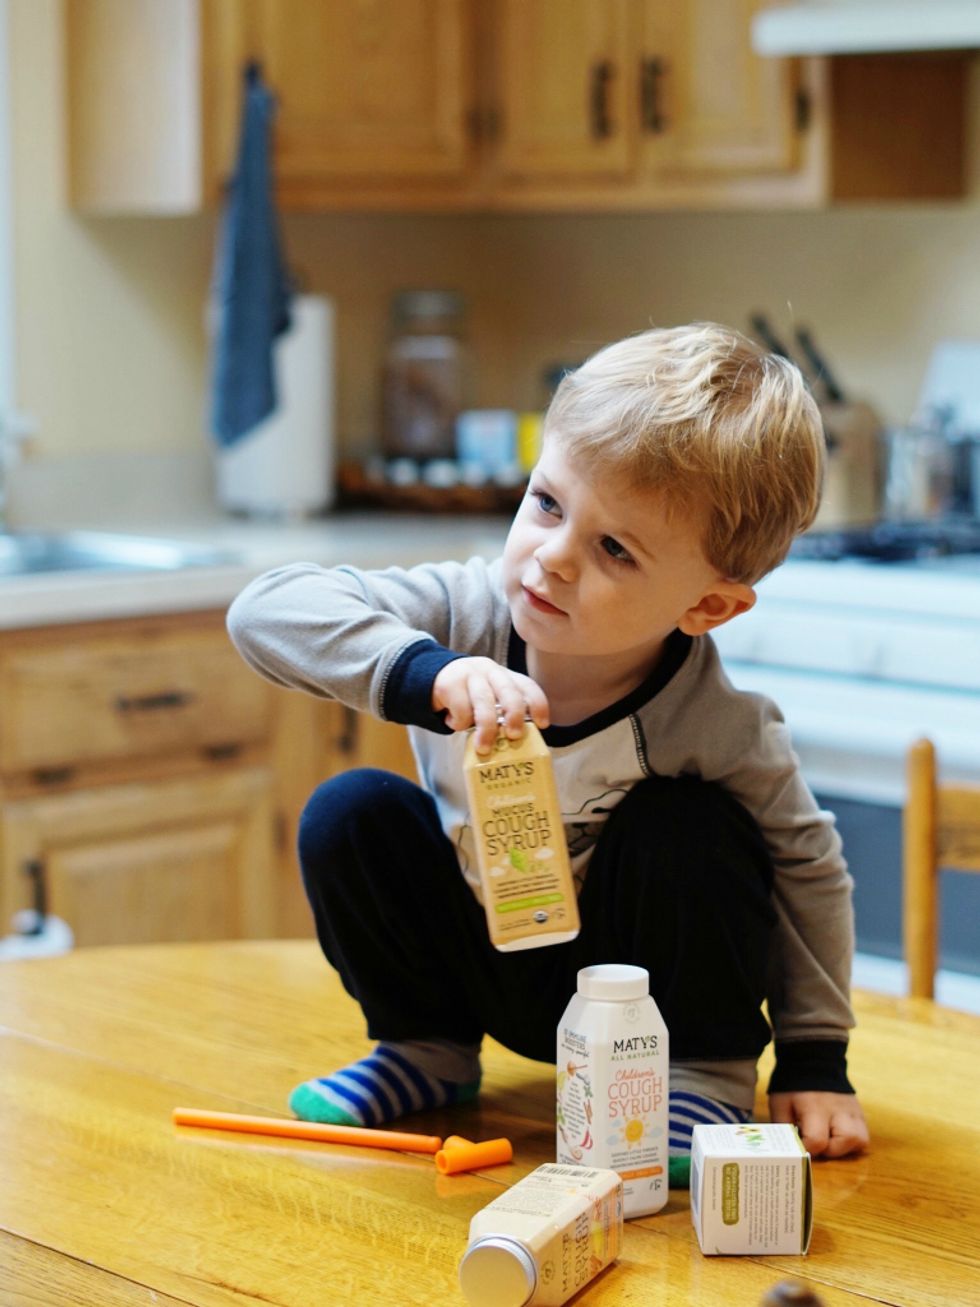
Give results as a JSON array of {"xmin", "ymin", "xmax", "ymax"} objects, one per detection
[{"xmin": 533, "ymin": 534, "xmax": 576, "ymax": 581}]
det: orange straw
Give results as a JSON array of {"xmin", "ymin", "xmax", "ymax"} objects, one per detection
[
  {"xmin": 172, "ymin": 1107, "xmax": 443, "ymax": 1154},
  {"xmin": 435, "ymin": 1137, "xmax": 513, "ymax": 1175}
]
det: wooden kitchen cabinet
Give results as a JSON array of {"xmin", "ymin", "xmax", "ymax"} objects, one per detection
[
  {"xmin": 0, "ymin": 611, "xmax": 417, "ymax": 947},
  {"xmin": 66, "ymin": 0, "xmax": 969, "ymax": 214},
  {"xmin": 67, "ymin": 0, "xmax": 476, "ymax": 212},
  {"xmin": 205, "ymin": 0, "xmax": 475, "ymax": 205},
  {"xmin": 0, "ymin": 767, "xmax": 277, "ymax": 948},
  {"xmin": 271, "ymin": 692, "xmax": 418, "ymax": 938},
  {"xmin": 487, "ymin": 0, "xmax": 800, "ymax": 191},
  {"xmin": 489, "ymin": 0, "xmax": 636, "ymax": 183},
  {"xmin": 487, "ymin": 1, "xmax": 966, "ymax": 208},
  {"xmin": 636, "ymin": 0, "xmax": 801, "ymax": 178}
]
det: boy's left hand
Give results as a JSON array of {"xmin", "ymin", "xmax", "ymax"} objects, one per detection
[{"xmin": 768, "ymin": 1091, "xmax": 870, "ymax": 1158}]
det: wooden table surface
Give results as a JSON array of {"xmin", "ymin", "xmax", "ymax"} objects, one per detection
[{"xmin": 1, "ymin": 940, "xmax": 978, "ymax": 1307}]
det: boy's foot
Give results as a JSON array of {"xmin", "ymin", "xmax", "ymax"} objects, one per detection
[
  {"xmin": 668, "ymin": 1089, "xmax": 752, "ymax": 1187},
  {"xmin": 289, "ymin": 1039, "xmax": 482, "ymax": 1128}
]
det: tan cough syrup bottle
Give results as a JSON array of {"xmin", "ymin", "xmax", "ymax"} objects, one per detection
[
  {"xmin": 463, "ymin": 722, "xmax": 580, "ymax": 951},
  {"xmin": 557, "ymin": 964, "xmax": 669, "ymax": 1218},
  {"xmin": 458, "ymin": 1163, "xmax": 623, "ymax": 1307}
]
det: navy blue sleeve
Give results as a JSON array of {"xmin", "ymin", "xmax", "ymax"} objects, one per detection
[
  {"xmin": 767, "ymin": 1039, "xmax": 855, "ymax": 1095},
  {"xmin": 381, "ymin": 639, "xmax": 467, "ymax": 732}
]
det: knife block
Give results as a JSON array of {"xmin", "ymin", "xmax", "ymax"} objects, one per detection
[{"xmin": 813, "ymin": 400, "xmax": 883, "ymax": 529}]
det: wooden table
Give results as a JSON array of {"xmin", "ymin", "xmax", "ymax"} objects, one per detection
[{"xmin": 1, "ymin": 941, "xmax": 977, "ymax": 1307}]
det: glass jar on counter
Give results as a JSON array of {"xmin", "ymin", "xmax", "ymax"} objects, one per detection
[{"xmin": 381, "ymin": 290, "xmax": 468, "ymax": 460}]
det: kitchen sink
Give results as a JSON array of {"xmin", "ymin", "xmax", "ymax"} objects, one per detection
[{"xmin": 0, "ymin": 531, "xmax": 239, "ymax": 577}]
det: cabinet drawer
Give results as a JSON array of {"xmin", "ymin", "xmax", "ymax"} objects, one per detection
[{"xmin": 0, "ymin": 626, "xmax": 271, "ymax": 774}]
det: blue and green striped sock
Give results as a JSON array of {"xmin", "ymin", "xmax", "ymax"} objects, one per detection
[
  {"xmin": 667, "ymin": 1089, "xmax": 752, "ymax": 1187},
  {"xmin": 289, "ymin": 1040, "xmax": 482, "ymax": 1127}
]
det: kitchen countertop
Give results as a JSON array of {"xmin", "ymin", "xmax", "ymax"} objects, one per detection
[
  {"xmin": 0, "ymin": 513, "xmax": 512, "ymax": 630},
  {"xmin": 4, "ymin": 507, "xmax": 979, "ymax": 801}
]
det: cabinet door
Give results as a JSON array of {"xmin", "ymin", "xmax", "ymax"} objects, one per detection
[
  {"xmin": 493, "ymin": 0, "xmax": 635, "ymax": 180},
  {"xmin": 271, "ymin": 697, "xmax": 418, "ymax": 937},
  {"xmin": 236, "ymin": 0, "xmax": 472, "ymax": 185},
  {"xmin": 353, "ymin": 712, "xmax": 419, "ymax": 780},
  {"xmin": 0, "ymin": 767, "xmax": 277, "ymax": 947},
  {"xmin": 639, "ymin": 0, "xmax": 800, "ymax": 176}
]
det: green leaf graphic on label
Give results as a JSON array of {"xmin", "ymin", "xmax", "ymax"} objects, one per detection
[{"xmin": 508, "ymin": 848, "xmax": 529, "ymax": 872}]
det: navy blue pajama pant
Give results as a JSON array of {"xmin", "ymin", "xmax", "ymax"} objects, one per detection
[{"xmin": 297, "ymin": 767, "xmax": 776, "ymax": 1066}]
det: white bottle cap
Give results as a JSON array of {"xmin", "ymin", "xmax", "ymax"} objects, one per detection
[
  {"xmin": 577, "ymin": 963, "xmax": 650, "ymax": 1001},
  {"xmin": 458, "ymin": 1236, "xmax": 537, "ymax": 1307}
]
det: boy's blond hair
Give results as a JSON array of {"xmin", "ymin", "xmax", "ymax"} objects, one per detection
[{"xmin": 545, "ymin": 322, "xmax": 825, "ymax": 584}]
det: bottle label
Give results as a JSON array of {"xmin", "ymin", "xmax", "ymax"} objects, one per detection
[
  {"xmin": 466, "ymin": 1164, "xmax": 623, "ymax": 1303},
  {"xmin": 463, "ymin": 726, "xmax": 579, "ymax": 946},
  {"xmin": 557, "ymin": 1021, "xmax": 666, "ymax": 1185}
]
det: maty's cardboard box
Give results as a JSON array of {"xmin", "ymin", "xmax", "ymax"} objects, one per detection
[{"xmin": 691, "ymin": 1123, "xmax": 813, "ymax": 1256}]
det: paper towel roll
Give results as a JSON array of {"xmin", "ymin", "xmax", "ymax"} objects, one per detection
[{"xmin": 214, "ymin": 294, "xmax": 335, "ymax": 517}]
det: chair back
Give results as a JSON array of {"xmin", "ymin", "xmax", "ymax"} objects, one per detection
[{"xmin": 903, "ymin": 738, "xmax": 980, "ymax": 999}]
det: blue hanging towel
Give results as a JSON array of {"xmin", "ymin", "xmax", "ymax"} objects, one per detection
[{"xmin": 209, "ymin": 62, "xmax": 293, "ymax": 446}]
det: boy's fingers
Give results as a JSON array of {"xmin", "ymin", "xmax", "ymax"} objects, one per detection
[
  {"xmin": 520, "ymin": 677, "xmax": 551, "ymax": 730},
  {"xmin": 435, "ymin": 659, "xmax": 550, "ymax": 750},
  {"xmin": 492, "ymin": 678, "xmax": 529, "ymax": 739},
  {"xmin": 822, "ymin": 1131, "xmax": 860, "ymax": 1159},
  {"xmin": 469, "ymin": 676, "xmax": 502, "ymax": 753},
  {"xmin": 796, "ymin": 1111, "xmax": 830, "ymax": 1156},
  {"xmin": 824, "ymin": 1111, "xmax": 870, "ymax": 1158}
]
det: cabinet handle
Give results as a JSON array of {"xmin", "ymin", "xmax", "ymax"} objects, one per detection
[
  {"xmin": 337, "ymin": 705, "xmax": 358, "ymax": 757},
  {"xmin": 203, "ymin": 742, "xmax": 243, "ymax": 762},
  {"xmin": 590, "ymin": 60, "xmax": 615, "ymax": 140},
  {"xmin": 640, "ymin": 57, "xmax": 668, "ymax": 133},
  {"xmin": 21, "ymin": 858, "xmax": 47, "ymax": 932},
  {"xmin": 114, "ymin": 690, "xmax": 195, "ymax": 714}
]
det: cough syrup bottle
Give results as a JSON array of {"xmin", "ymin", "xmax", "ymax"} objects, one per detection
[
  {"xmin": 463, "ymin": 722, "xmax": 580, "ymax": 952},
  {"xmin": 556, "ymin": 964, "xmax": 669, "ymax": 1218},
  {"xmin": 458, "ymin": 1163, "xmax": 623, "ymax": 1306}
]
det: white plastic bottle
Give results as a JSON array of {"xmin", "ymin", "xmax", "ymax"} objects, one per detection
[{"xmin": 556, "ymin": 964, "xmax": 669, "ymax": 1218}]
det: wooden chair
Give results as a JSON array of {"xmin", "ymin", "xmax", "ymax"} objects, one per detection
[{"xmin": 903, "ymin": 738, "xmax": 980, "ymax": 999}]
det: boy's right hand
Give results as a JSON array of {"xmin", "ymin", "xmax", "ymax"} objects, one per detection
[{"xmin": 432, "ymin": 657, "xmax": 550, "ymax": 755}]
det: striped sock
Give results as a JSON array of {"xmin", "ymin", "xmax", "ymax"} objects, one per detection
[
  {"xmin": 667, "ymin": 1090, "xmax": 752, "ymax": 1188},
  {"xmin": 289, "ymin": 1041, "xmax": 482, "ymax": 1127}
]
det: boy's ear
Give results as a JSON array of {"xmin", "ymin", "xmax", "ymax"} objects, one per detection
[{"xmin": 678, "ymin": 582, "xmax": 756, "ymax": 636}]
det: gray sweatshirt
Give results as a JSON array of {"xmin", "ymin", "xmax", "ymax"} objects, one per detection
[{"xmin": 227, "ymin": 554, "xmax": 856, "ymax": 1094}]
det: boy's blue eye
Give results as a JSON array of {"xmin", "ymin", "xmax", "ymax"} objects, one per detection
[
  {"xmin": 532, "ymin": 490, "xmax": 559, "ymax": 515},
  {"xmin": 601, "ymin": 536, "xmax": 633, "ymax": 564}
]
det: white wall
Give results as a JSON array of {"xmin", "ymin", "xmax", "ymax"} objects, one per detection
[
  {"xmin": 9, "ymin": 0, "xmax": 213, "ymax": 460},
  {"xmin": 0, "ymin": 0, "xmax": 16, "ymax": 411},
  {"xmin": 10, "ymin": 0, "xmax": 980, "ymax": 466}
]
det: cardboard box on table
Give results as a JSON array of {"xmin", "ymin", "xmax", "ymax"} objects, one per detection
[{"xmin": 691, "ymin": 1123, "xmax": 813, "ymax": 1256}]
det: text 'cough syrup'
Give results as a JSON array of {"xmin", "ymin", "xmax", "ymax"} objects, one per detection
[
  {"xmin": 557, "ymin": 964, "xmax": 669, "ymax": 1218},
  {"xmin": 463, "ymin": 722, "xmax": 580, "ymax": 952}
]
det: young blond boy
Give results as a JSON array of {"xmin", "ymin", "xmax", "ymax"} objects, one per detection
[{"xmin": 228, "ymin": 322, "xmax": 869, "ymax": 1174}]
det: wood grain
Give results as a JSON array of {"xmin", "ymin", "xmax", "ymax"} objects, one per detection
[
  {"xmin": 1, "ymin": 941, "xmax": 978, "ymax": 1307},
  {"xmin": 0, "ymin": 620, "xmax": 270, "ymax": 775}
]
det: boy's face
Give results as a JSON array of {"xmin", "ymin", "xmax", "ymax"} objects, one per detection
[{"xmin": 501, "ymin": 438, "xmax": 755, "ymax": 669}]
